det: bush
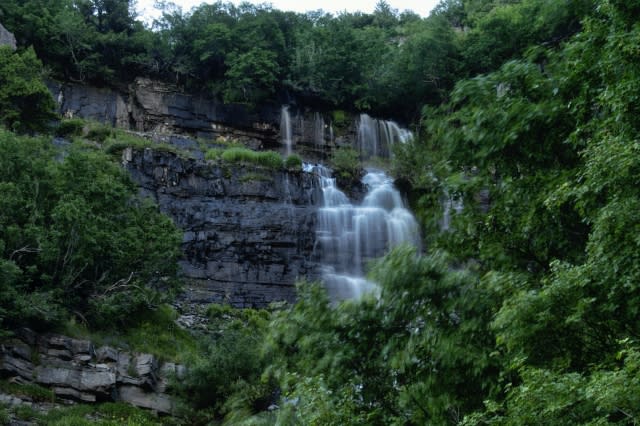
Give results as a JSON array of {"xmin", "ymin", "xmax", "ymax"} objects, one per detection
[
  {"xmin": 0, "ymin": 46, "xmax": 56, "ymax": 133},
  {"xmin": 330, "ymin": 147, "xmax": 361, "ymax": 180},
  {"xmin": 55, "ymin": 118, "xmax": 85, "ymax": 138},
  {"xmin": 284, "ymin": 154, "xmax": 302, "ymax": 170},
  {"xmin": 174, "ymin": 304, "xmax": 273, "ymax": 421},
  {"xmin": 220, "ymin": 147, "xmax": 283, "ymax": 169},
  {"xmin": 85, "ymin": 123, "xmax": 114, "ymax": 143}
]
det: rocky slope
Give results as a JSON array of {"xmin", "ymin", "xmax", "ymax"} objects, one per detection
[{"xmin": 0, "ymin": 329, "xmax": 180, "ymax": 414}]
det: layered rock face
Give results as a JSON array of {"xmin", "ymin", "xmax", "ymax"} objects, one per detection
[
  {"xmin": 123, "ymin": 148, "xmax": 321, "ymax": 307},
  {"xmin": 47, "ymin": 79, "xmax": 360, "ymax": 158},
  {"xmin": 0, "ymin": 329, "xmax": 180, "ymax": 414},
  {"xmin": 48, "ymin": 79, "xmax": 285, "ymax": 149},
  {"xmin": 0, "ymin": 23, "xmax": 16, "ymax": 50}
]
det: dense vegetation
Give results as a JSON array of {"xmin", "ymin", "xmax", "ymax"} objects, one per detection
[
  {"xmin": 256, "ymin": 0, "xmax": 640, "ymax": 424},
  {"xmin": 1, "ymin": 0, "xmax": 639, "ymax": 424},
  {"xmin": 0, "ymin": 0, "xmax": 587, "ymax": 123}
]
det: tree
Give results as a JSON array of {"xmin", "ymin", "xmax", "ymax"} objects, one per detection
[
  {"xmin": 0, "ymin": 129, "xmax": 182, "ymax": 332},
  {"xmin": 0, "ymin": 46, "xmax": 56, "ymax": 132}
]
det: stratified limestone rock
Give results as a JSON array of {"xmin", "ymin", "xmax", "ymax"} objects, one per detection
[
  {"xmin": 0, "ymin": 23, "xmax": 16, "ymax": 50},
  {"xmin": 123, "ymin": 148, "xmax": 322, "ymax": 308},
  {"xmin": 0, "ymin": 331, "xmax": 179, "ymax": 414}
]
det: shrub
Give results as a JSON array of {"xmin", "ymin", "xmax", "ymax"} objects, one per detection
[
  {"xmin": 330, "ymin": 147, "xmax": 362, "ymax": 180},
  {"xmin": 284, "ymin": 154, "xmax": 302, "ymax": 170},
  {"xmin": 55, "ymin": 118, "xmax": 85, "ymax": 138},
  {"xmin": 0, "ymin": 129, "xmax": 182, "ymax": 334},
  {"xmin": 220, "ymin": 147, "xmax": 283, "ymax": 169},
  {"xmin": 0, "ymin": 46, "xmax": 56, "ymax": 133},
  {"xmin": 85, "ymin": 123, "xmax": 114, "ymax": 143}
]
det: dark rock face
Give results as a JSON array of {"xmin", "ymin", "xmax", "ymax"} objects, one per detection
[
  {"xmin": 0, "ymin": 23, "xmax": 16, "ymax": 50},
  {"xmin": 0, "ymin": 329, "xmax": 179, "ymax": 414},
  {"xmin": 48, "ymin": 79, "xmax": 285, "ymax": 149},
  {"xmin": 47, "ymin": 79, "xmax": 359, "ymax": 159},
  {"xmin": 123, "ymin": 148, "xmax": 321, "ymax": 307}
]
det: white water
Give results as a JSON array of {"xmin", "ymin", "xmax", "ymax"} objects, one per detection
[
  {"xmin": 357, "ymin": 114, "xmax": 413, "ymax": 159},
  {"xmin": 280, "ymin": 105, "xmax": 293, "ymax": 156},
  {"xmin": 306, "ymin": 163, "xmax": 420, "ymax": 299},
  {"xmin": 313, "ymin": 112, "xmax": 325, "ymax": 148}
]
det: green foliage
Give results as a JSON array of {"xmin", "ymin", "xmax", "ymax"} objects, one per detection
[
  {"xmin": 265, "ymin": 250, "xmax": 500, "ymax": 425},
  {"xmin": 85, "ymin": 122, "xmax": 115, "ymax": 143},
  {"xmin": 220, "ymin": 147, "xmax": 283, "ymax": 169},
  {"xmin": 62, "ymin": 304, "xmax": 198, "ymax": 363},
  {"xmin": 0, "ymin": 46, "xmax": 56, "ymax": 133},
  {"xmin": 174, "ymin": 304, "xmax": 274, "ymax": 422},
  {"xmin": 205, "ymin": 147, "xmax": 225, "ymax": 161},
  {"xmin": 283, "ymin": 154, "xmax": 302, "ymax": 170},
  {"xmin": 39, "ymin": 402, "xmax": 165, "ymax": 425},
  {"xmin": 0, "ymin": 128, "xmax": 182, "ymax": 333},
  {"xmin": 223, "ymin": 48, "xmax": 280, "ymax": 105},
  {"xmin": 55, "ymin": 118, "xmax": 85, "ymax": 138},
  {"xmin": 0, "ymin": 380, "xmax": 55, "ymax": 403},
  {"xmin": 330, "ymin": 147, "xmax": 361, "ymax": 180}
]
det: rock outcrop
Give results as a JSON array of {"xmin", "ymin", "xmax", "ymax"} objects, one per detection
[
  {"xmin": 47, "ymin": 79, "xmax": 360, "ymax": 159},
  {"xmin": 123, "ymin": 148, "xmax": 321, "ymax": 308},
  {"xmin": 0, "ymin": 329, "xmax": 181, "ymax": 414},
  {"xmin": 0, "ymin": 23, "xmax": 16, "ymax": 50},
  {"xmin": 48, "ymin": 79, "xmax": 287, "ymax": 150}
]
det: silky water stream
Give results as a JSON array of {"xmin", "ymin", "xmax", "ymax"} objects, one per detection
[{"xmin": 305, "ymin": 164, "xmax": 420, "ymax": 299}]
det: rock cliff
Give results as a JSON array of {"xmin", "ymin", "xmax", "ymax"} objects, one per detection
[
  {"xmin": 0, "ymin": 23, "xmax": 16, "ymax": 50},
  {"xmin": 0, "ymin": 329, "xmax": 180, "ymax": 414},
  {"xmin": 47, "ymin": 79, "xmax": 358, "ymax": 159},
  {"xmin": 123, "ymin": 148, "xmax": 321, "ymax": 308}
]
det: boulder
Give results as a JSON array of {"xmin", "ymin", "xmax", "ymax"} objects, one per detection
[
  {"xmin": 0, "ymin": 23, "xmax": 16, "ymax": 50},
  {"xmin": 0, "ymin": 330, "xmax": 183, "ymax": 414}
]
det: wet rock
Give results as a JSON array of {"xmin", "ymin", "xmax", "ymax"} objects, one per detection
[{"xmin": 125, "ymin": 149, "xmax": 322, "ymax": 308}]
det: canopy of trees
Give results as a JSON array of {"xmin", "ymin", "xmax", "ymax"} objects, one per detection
[{"xmin": 0, "ymin": 0, "xmax": 587, "ymax": 122}]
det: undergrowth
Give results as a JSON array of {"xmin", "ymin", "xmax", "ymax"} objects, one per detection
[{"xmin": 61, "ymin": 305, "xmax": 198, "ymax": 363}]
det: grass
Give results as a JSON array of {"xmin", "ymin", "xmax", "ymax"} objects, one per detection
[
  {"xmin": 284, "ymin": 154, "xmax": 302, "ymax": 170},
  {"xmin": 206, "ymin": 146, "xmax": 285, "ymax": 170},
  {"xmin": 330, "ymin": 146, "xmax": 362, "ymax": 179},
  {"xmin": 205, "ymin": 147, "xmax": 225, "ymax": 161},
  {"xmin": 40, "ymin": 402, "xmax": 169, "ymax": 425},
  {"xmin": 61, "ymin": 305, "xmax": 199, "ymax": 364},
  {"xmin": 0, "ymin": 380, "xmax": 55, "ymax": 403},
  {"xmin": 55, "ymin": 118, "xmax": 191, "ymax": 158},
  {"xmin": 221, "ymin": 147, "xmax": 283, "ymax": 169}
]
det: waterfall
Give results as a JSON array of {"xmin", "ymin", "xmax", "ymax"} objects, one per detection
[
  {"xmin": 356, "ymin": 114, "xmax": 413, "ymax": 159},
  {"xmin": 306, "ymin": 164, "xmax": 420, "ymax": 299},
  {"xmin": 313, "ymin": 112, "xmax": 325, "ymax": 148},
  {"xmin": 280, "ymin": 105, "xmax": 293, "ymax": 156}
]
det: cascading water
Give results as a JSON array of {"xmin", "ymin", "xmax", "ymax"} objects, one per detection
[
  {"xmin": 357, "ymin": 114, "xmax": 413, "ymax": 159},
  {"xmin": 313, "ymin": 112, "xmax": 325, "ymax": 148},
  {"xmin": 280, "ymin": 105, "xmax": 293, "ymax": 156},
  {"xmin": 306, "ymin": 164, "xmax": 420, "ymax": 299}
]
